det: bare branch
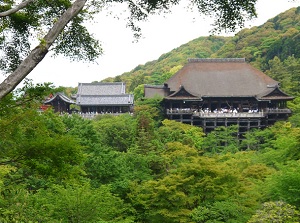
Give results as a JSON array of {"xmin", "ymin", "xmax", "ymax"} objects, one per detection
[
  {"xmin": 0, "ymin": 0, "xmax": 35, "ymax": 17},
  {"xmin": 0, "ymin": 0, "xmax": 87, "ymax": 100}
]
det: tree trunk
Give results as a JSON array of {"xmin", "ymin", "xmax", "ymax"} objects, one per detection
[
  {"xmin": 0, "ymin": 0, "xmax": 35, "ymax": 17},
  {"xmin": 0, "ymin": 0, "xmax": 87, "ymax": 100}
]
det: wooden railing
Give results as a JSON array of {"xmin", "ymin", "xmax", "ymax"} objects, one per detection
[
  {"xmin": 265, "ymin": 108, "xmax": 292, "ymax": 114},
  {"xmin": 166, "ymin": 108, "xmax": 292, "ymax": 118},
  {"xmin": 166, "ymin": 108, "xmax": 194, "ymax": 114},
  {"xmin": 192, "ymin": 111, "xmax": 265, "ymax": 118},
  {"xmin": 66, "ymin": 112, "xmax": 133, "ymax": 119}
]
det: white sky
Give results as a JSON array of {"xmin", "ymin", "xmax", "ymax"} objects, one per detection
[{"xmin": 2, "ymin": 0, "xmax": 300, "ymax": 88}]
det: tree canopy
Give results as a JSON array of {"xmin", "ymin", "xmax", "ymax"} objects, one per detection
[
  {"xmin": 1, "ymin": 93, "xmax": 300, "ymax": 221},
  {"xmin": 0, "ymin": 0, "xmax": 259, "ymax": 99}
]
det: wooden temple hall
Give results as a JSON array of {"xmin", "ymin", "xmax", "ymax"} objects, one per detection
[
  {"xmin": 76, "ymin": 82, "xmax": 134, "ymax": 113},
  {"xmin": 43, "ymin": 82, "xmax": 133, "ymax": 115},
  {"xmin": 43, "ymin": 92, "xmax": 75, "ymax": 113},
  {"xmin": 144, "ymin": 58, "xmax": 294, "ymax": 134}
]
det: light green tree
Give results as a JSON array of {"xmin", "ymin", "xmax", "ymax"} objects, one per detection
[
  {"xmin": 129, "ymin": 142, "xmax": 243, "ymax": 222},
  {"xmin": 248, "ymin": 201, "xmax": 300, "ymax": 223},
  {"xmin": 265, "ymin": 161, "xmax": 300, "ymax": 208},
  {"xmin": 0, "ymin": 184, "xmax": 134, "ymax": 222}
]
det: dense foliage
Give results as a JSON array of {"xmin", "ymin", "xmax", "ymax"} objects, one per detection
[
  {"xmin": 1, "ymin": 90, "xmax": 300, "ymax": 222},
  {"xmin": 1, "ymin": 5, "xmax": 300, "ymax": 223}
]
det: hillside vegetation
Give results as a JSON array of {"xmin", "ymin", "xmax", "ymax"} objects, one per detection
[
  {"xmin": 1, "ymin": 7, "xmax": 300, "ymax": 223},
  {"xmin": 103, "ymin": 7, "xmax": 300, "ymax": 98},
  {"xmin": 1, "ymin": 94, "xmax": 300, "ymax": 222}
]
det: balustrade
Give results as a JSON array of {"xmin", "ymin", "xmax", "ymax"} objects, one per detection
[{"xmin": 166, "ymin": 107, "xmax": 292, "ymax": 118}]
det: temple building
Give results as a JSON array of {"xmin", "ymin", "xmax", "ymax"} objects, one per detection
[
  {"xmin": 144, "ymin": 58, "xmax": 294, "ymax": 134},
  {"xmin": 76, "ymin": 82, "xmax": 134, "ymax": 113},
  {"xmin": 43, "ymin": 92, "xmax": 75, "ymax": 113}
]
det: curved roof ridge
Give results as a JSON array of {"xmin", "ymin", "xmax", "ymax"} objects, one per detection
[
  {"xmin": 168, "ymin": 85, "xmax": 197, "ymax": 97},
  {"xmin": 44, "ymin": 93, "xmax": 75, "ymax": 104},
  {"xmin": 256, "ymin": 86, "xmax": 294, "ymax": 100}
]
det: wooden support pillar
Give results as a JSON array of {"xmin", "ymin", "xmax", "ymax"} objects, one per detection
[
  {"xmin": 218, "ymin": 101, "xmax": 221, "ymax": 110},
  {"xmin": 247, "ymin": 118, "xmax": 251, "ymax": 131}
]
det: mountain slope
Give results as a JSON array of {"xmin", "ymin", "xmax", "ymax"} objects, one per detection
[
  {"xmin": 213, "ymin": 7, "xmax": 300, "ymax": 67},
  {"xmin": 103, "ymin": 36, "xmax": 230, "ymax": 92},
  {"xmin": 102, "ymin": 7, "xmax": 300, "ymax": 95}
]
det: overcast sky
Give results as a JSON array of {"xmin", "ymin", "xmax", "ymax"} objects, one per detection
[{"xmin": 2, "ymin": 0, "xmax": 300, "ymax": 88}]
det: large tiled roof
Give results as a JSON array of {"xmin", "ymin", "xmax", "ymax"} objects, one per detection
[
  {"xmin": 77, "ymin": 94, "xmax": 134, "ymax": 106},
  {"xmin": 77, "ymin": 82, "xmax": 126, "ymax": 96},
  {"xmin": 76, "ymin": 82, "xmax": 134, "ymax": 106},
  {"xmin": 166, "ymin": 58, "xmax": 281, "ymax": 99}
]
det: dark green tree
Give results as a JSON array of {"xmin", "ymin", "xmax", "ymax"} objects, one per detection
[{"xmin": 202, "ymin": 125, "xmax": 239, "ymax": 154}]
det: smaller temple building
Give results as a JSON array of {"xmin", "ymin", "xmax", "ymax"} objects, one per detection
[
  {"xmin": 43, "ymin": 92, "xmax": 75, "ymax": 113},
  {"xmin": 76, "ymin": 82, "xmax": 134, "ymax": 114},
  {"xmin": 144, "ymin": 58, "xmax": 294, "ymax": 134}
]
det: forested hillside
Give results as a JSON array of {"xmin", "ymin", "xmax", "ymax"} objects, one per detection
[
  {"xmin": 1, "ymin": 94, "xmax": 300, "ymax": 222},
  {"xmin": 1, "ymin": 6, "xmax": 300, "ymax": 223},
  {"xmin": 213, "ymin": 7, "xmax": 300, "ymax": 64},
  {"xmin": 103, "ymin": 7, "xmax": 300, "ymax": 98}
]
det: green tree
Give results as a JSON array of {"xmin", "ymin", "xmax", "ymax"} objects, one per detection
[
  {"xmin": 256, "ymin": 122, "xmax": 300, "ymax": 166},
  {"xmin": 129, "ymin": 142, "xmax": 242, "ymax": 222},
  {"xmin": 61, "ymin": 113, "xmax": 100, "ymax": 148},
  {"xmin": 0, "ymin": 184, "xmax": 134, "ymax": 222},
  {"xmin": 134, "ymin": 98, "xmax": 164, "ymax": 153},
  {"xmin": 288, "ymin": 96, "xmax": 300, "ymax": 127},
  {"xmin": 0, "ymin": 109, "xmax": 85, "ymax": 190},
  {"xmin": 133, "ymin": 84, "xmax": 145, "ymax": 101},
  {"xmin": 202, "ymin": 125, "xmax": 240, "ymax": 154},
  {"xmin": 93, "ymin": 114, "xmax": 137, "ymax": 152},
  {"xmin": 265, "ymin": 161, "xmax": 300, "ymax": 208},
  {"xmin": 240, "ymin": 127, "xmax": 275, "ymax": 151},
  {"xmin": 248, "ymin": 201, "xmax": 300, "ymax": 223},
  {"xmin": 191, "ymin": 200, "xmax": 248, "ymax": 223},
  {"xmin": 157, "ymin": 119, "xmax": 205, "ymax": 150},
  {"xmin": 85, "ymin": 143, "xmax": 155, "ymax": 197}
]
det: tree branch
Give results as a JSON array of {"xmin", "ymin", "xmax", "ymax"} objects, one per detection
[
  {"xmin": 0, "ymin": 0, "xmax": 35, "ymax": 17},
  {"xmin": 0, "ymin": 0, "xmax": 87, "ymax": 100}
]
